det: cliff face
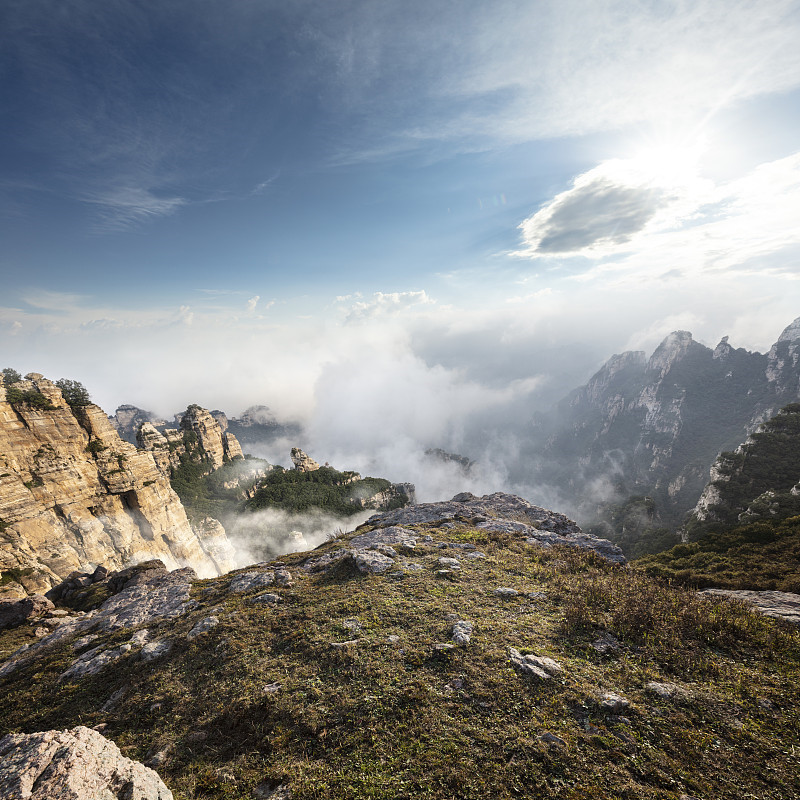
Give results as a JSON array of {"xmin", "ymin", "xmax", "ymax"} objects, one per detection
[
  {"xmin": 0, "ymin": 376, "xmax": 234, "ymax": 598},
  {"xmin": 689, "ymin": 403, "xmax": 800, "ymax": 531},
  {"xmin": 534, "ymin": 318, "xmax": 800, "ymax": 532}
]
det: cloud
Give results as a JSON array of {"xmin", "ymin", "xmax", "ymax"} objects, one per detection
[
  {"xmin": 246, "ymin": 296, "xmax": 260, "ymax": 313},
  {"xmin": 519, "ymin": 173, "xmax": 668, "ymax": 255},
  {"xmin": 514, "ymin": 151, "xmax": 800, "ymax": 277},
  {"xmin": 82, "ymin": 187, "xmax": 187, "ymax": 231},
  {"xmin": 343, "ymin": 290, "xmax": 435, "ymax": 322}
]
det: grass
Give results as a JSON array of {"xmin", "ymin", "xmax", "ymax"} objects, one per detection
[
  {"xmin": 1, "ymin": 523, "xmax": 799, "ymax": 799},
  {"xmin": 637, "ymin": 516, "xmax": 800, "ymax": 592}
]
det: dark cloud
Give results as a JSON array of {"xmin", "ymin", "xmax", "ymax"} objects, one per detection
[{"xmin": 521, "ymin": 176, "xmax": 666, "ymax": 254}]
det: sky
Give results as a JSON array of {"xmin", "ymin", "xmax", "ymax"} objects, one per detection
[{"xmin": 2, "ymin": 0, "xmax": 800, "ymax": 497}]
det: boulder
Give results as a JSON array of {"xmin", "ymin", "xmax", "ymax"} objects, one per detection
[
  {"xmin": 0, "ymin": 726, "xmax": 173, "ymax": 799},
  {"xmin": 0, "ymin": 594, "xmax": 54, "ymax": 630}
]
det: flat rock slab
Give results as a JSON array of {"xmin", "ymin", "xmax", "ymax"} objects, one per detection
[
  {"xmin": 362, "ymin": 492, "xmax": 625, "ymax": 564},
  {"xmin": 0, "ymin": 725, "xmax": 173, "ymax": 799},
  {"xmin": 701, "ymin": 589, "xmax": 800, "ymax": 625},
  {"xmin": 349, "ymin": 526, "xmax": 417, "ymax": 550}
]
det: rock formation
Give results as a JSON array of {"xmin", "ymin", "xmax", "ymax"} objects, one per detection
[
  {"xmin": 0, "ymin": 375, "xmax": 234, "ymax": 598},
  {"xmin": 291, "ymin": 447, "xmax": 320, "ymax": 472},
  {"xmin": 109, "ymin": 404, "xmax": 166, "ymax": 446},
  {"xmin": 0, "ymin": 726, "xmax": 173, "ymax": 799}
]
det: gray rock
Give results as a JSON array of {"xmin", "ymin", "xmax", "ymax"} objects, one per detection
[
  {"xmin": 300, "ymin": 548, "xmax": 350, "ymax": 573},
  {"xmin": 368, "ymin": 543, "xmax": 398, "ymax": 557},
  {"xmin": 451, "ymin": 620, "xmax": 473, "ymax": 645},
  {"xmin": 0, "ymin": 726, "xmax": 173, "ymax": 799},
  {"xmin": 591, "ymin": 633, "xmax": 622, "ymax": 655},
  {"xmin": 600, "ymin": 692, "xmax": 630, "ymax": 713},
  {"xmin": 187, "ymin": 616, "xmax": 219, "ymax": 640},
  {"xmin": 58, "ymin": 642, "xmax": 134, "ymax": 683},
  {"xmin": 230, "ymin": 571, "xmax": 275, "ymax": 593},
  {"xmin": 508, "ymin": 648, "xmax": 551, "ymax": 680},
  {"xmin": 494, "ymin": 587, "xmax": 519, "ymax": 598},
  {"xmin": 349, "ymin": 526, "xmax": 417, "ymax": 550},
  {"xmin": 141, "ymin": 639, "xmax": 173, "ymax": 662},
  {"xmin": 701, "ymin": 589, "xmax": 800, "ymax": 625},
  {"xmin": 539, "ymin": 732, "xmax": 566, "ymax": 747},
  {"xmin": 437, "ymin": 557, "xmax": 461, "ymax": 570},
  {"xmin": 354, "ymin": 550, "xmax": 395, "ymax": 574},
  {"xmin": 645, "ymin": 681, "xmax": 687, "ymax": 700},
  {"xmin": 251, "ymin": 593, "xmax": 282, "ymax": 605},
  {"xmin": 464, "ymin": 551, "xmax": 487, "ymax": 559},
  {"xmin": 358, "ymin": 491, "xmax": 625, "ymax": 564},
  {"xmin": 253, "ymin": 781, "xmax": 291, "ymax": 799},
  {"xmin": 273, "ymin": 569, "xmax": 293, "ymax": 588}
]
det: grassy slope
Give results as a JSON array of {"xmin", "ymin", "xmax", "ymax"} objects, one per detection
[
  {"xmin": 1, "ymin": 524, "xmax": 799, "ymax": 800},
  {"xmin": 637, "ymin": 516, "xmax": 800, "ymax": 592}
]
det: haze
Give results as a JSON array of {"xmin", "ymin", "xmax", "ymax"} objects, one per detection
[{"xmin": 2, "ymin": 0, "xmax": 799, "ymax": 500}]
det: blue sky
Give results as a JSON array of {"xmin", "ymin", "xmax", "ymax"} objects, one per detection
[{"xmin": 2, "ymin": 0, "xmax": 800, "ymax": 488}]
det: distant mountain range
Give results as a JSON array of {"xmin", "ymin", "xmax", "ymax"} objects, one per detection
[{"xmin": 523, "ymin": 317, "xmax": 800, "ymax": 552}]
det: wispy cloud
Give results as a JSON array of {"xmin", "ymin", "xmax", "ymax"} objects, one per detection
[{"xmin": 82, "ymin": 187, "xmax": 187, "ymax": 232}]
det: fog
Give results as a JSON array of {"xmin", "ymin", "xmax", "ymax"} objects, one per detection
[{"xmin": 2, "ymin": 287, "xmax": 796, "ymax": 521}]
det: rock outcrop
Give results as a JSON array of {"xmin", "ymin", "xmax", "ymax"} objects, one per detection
[
  {"xmin": 303, "ymin": 492, "xmax": 625, "ymax": 573},
  {"xmin": 291, "ymin": 447, "xmax": 320, "ymax": 472},
  {"xmin": 0, "ymin": 375, "xmax": 232, "ymax": 596},
  {"xmin": 179, "ymin": 405, "xmax": 243, "ymax": 469},
  {"xmin": 0, "ymin": 726, "xmax": 173, "ymax": 799},
  {"xmin": 109, "ymin": 404, "xmax": 166, "ymax": 446},
  {"xmin": 689, "ymin": 403, "xmax": 800, "ymax": 529}
]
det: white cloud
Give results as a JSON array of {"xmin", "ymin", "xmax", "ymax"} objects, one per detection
[
  {"xmin": 343, "ymin": 290, "xmax": 435, "ymax": 322},
  {"xmin": 246, "ymin": 296, "xmax": 260, "ymax": 313},
  {"xmin": 514, "ymin": 151, "xmax": 800, "ymax": 284}
]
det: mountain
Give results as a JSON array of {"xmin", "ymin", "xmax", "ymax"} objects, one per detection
[
  {"xmin": 0, "ymin": 375, "xmax": 235, "ymax": 600},
  {"xmin": 529, "ymin": 317, "xmax": 800, "ymax": 552},
  {"xmin": 638, "ymin": 403, "xmax": 800, "ymax": 592},
  {"xmin": 2, "ymin": 494, "xmax": 799, "ymax": 799}
]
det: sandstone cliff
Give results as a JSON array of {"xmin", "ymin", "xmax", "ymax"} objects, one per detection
[{"xmin": 0, "ymin": 375, "xmax": 234, "ymax": 598}]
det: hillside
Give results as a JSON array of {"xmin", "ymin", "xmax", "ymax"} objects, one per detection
[
  {"xmin": 526, "ymin": 318, "xmax": 800, "ymax": 554},
  {"xmin": 637, "ymin": 404, "xmax": 800, "ymax": 591},
  {"xmin": 1, "ymin": 493, "xmax": 798, "ymax": 799}
]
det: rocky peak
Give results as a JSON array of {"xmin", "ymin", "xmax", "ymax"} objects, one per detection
[
  {"xmin": 238, "ymin": 405, "xmax": 277, "ymax": 426},
  {"xmin": 766, "ymin": 317, "xmax": 800, "ymax": 395},
  {"xmin": 646, "ymin": 331, "xmax": 695, "ymax": 377},
  {"xmin": 713, "ymin": 335, "xmax": 732, "ymax": 360},
  {"xmin": 109, "ymin": 405, "xmax": 165, "ymax": 445},
  {"xmin": 210, "ymin": 410, "xmax": 228, "ymax": 431},
  {"xmin": 776, "ymin": 316, "xmax": 800, "ymax": 344},
  {"xmin": 291, "ymin": 447, "xmax": 320, "ymax": 472},
  {"xmin": 578, "ymin": 350, "xmax": 646, "ymax": 407},
  {"xmin": 180, "ymin": 405, "xmax": 243, "ymax": 469}
]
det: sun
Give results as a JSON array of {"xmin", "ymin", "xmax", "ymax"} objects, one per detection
[{"xmin": 626, "ymin": 134, "xmax": 708, "ymax": 189}]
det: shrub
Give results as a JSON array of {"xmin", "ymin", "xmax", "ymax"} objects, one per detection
[{"xmin": 55, "ymin": 378, "xmax": 91, "ymax": 407}]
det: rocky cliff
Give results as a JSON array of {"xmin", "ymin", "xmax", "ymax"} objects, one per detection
[
  {"xmin": 0, "ymin": 375, "xmax": 235, "ymax": 598},
  {"xmin": 531, "ymin": 318, "xmax": 800, "ymax": 541}
]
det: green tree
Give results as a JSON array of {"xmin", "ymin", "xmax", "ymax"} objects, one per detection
[
  {"xmin": 55, "ymin": 378, "xmax": 91, "ymax": 407},
  {"xmin": 2, "ymin": 368, "xmax": 21, "ymax": 386}
]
